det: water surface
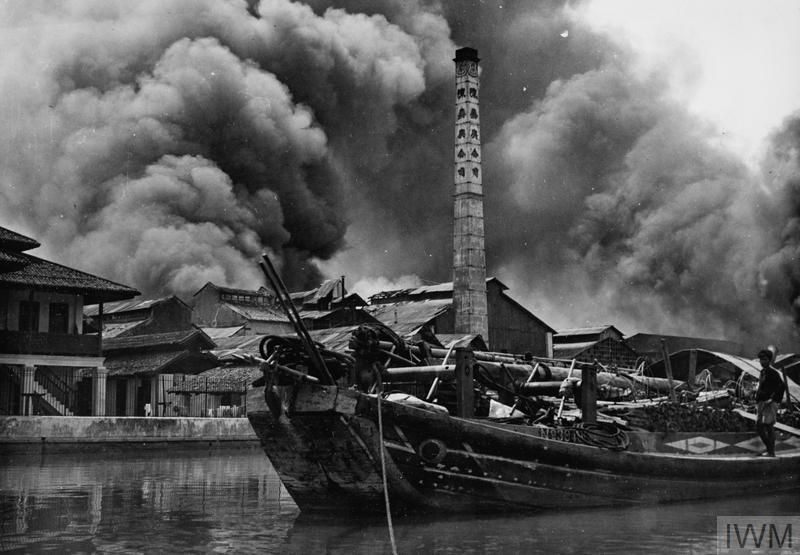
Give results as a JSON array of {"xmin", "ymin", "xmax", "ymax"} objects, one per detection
[{"xmin": 1, "ymin": 447, "xmax": 797, "ymax": 553}]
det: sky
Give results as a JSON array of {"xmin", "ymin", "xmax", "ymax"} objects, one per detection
[
  {"xmin": 573, "ymin": 0, "xmax": 800, "ymax": 167},
  {"xmin": 1, "ymin": 0, "xmax": 799, "ymax": 352}
]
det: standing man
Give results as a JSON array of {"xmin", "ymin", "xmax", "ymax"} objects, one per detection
[{"xmin": 755, "ymin": 349, "xmax": 786, "ymax": 457}]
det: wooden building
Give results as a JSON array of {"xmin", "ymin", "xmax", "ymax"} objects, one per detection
[
  {"xmin": 291, "ymin": 279, "xmax": 374, "ymax": 330},
  {"xmin": 553, "ymin": 325, "xmax": 640, "ymax": 368},
  {"xmin": 367, "ymin": 278, "xmax": 555, "ymax": 356},
  {"xmin": 102, "ymin": 329, "xmax": 217, "ymax": 417},
  {"xmin": 191, "ymin": 282, "xmax": 293, "ymax": 335},
  {"xmin": 84, "ymin": 295, "xmax": 192, "ymax": 338},
  {"xmin": 0, "ymin": 226, "xmax": 138, "ymax": 416}
]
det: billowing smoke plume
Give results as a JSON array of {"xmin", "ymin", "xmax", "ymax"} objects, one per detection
[
  {"xmin": 1, "ymin": 1, "xmax": 798, "ymax": 351},
  {"xmin": 758, "ymin": 116, "xmax": 800, "ymax": 337},
  {"xmin": 0, "ymin": 0, "xmax": 451, "ymax": 293}
]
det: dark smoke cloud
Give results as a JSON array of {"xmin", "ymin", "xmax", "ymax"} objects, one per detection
[
  {"xmin": 757, "ymin": 115, "xmax": 800, "ymax": 337},
  {"xmin": 0, "ymin": 0, "xmax": 443, "ymax": 293},
  {"xmin": 1, "ymin": 1, "xmax": 798, "ymax": 351}
]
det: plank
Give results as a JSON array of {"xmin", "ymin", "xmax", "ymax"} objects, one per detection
[{"xmin": 733, "ymin": 408, "xmax": 800, "ymax": 437}]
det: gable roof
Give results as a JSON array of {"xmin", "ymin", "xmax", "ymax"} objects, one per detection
[
  {"xmin": 367, "ymin": 277, "xmax": 556, "ymax": 333},
  {"xmin": 0, "ymin": 252, "xmax": 139, "ymax": 304},
  {"xmin": 556, "ymin": 325, "xmax": 623, "ymax": 338},
  {"xmin": 0, "ymin": 226, "xmax": 40, "ymax": 252}
]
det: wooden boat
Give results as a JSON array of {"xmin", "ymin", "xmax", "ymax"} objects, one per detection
[
  {"xmin": 246, "ymin": 255, "xmax": 800, "ymax": 514},
  {"xmin": 247, "ymin": 376, "xmax": 800, "ymax": 513}
]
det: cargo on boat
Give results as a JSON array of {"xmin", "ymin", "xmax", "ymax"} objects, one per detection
[{"xmin": 244, "ymin": 254, "xmax": 800, "ymax": 514}]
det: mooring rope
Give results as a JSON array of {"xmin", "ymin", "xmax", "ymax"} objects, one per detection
[{"xmin": 376, "ymin": 390, "xmax": 398, "ymax": 555}]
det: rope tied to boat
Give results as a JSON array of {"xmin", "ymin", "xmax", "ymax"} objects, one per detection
[
  {"xmin": 375, "ymin": 374, "xmax": 398, "ymax": 555},
  {"xmin": 573, "ymin": 422, "xmax": 630, "ymax": 451}
]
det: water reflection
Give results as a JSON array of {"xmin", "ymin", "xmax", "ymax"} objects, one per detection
[
  {"xmin": 0, "ymin": 447, "xmax": 295, "ymax": 553},
  {"xmin": 1, "ymin": 448, "xmax": 797, "ymax": 553},
  {"xmin": 283, "ymin": 492, "xmax": 800, "ymax": 555}
]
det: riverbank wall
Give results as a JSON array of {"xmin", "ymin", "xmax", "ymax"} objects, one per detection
[{"xmin": 0, "ymin": 415, "xmax": 259, "ymax": 454}]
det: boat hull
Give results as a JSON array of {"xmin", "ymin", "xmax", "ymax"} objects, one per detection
[{"xmin": 246, "ymin": 384, "xmax": 800, "ymax": 513}]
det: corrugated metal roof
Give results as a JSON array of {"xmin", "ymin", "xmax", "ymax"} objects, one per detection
[
  {"xmin": 83, "ymin": 295, "xmax": 184, "ymax": 316},
  {"xmin": 310, "ymin": 325, "xmax": 361, "ymax": 351},
  {"xmin": 209, "ymin": 326, "xmax": 361, "ymax": 360},
  {"xmin": 210, "ymin": 334, "xmax": 265, "ymax": 357},
  {"xmin": 553, "ymin": 343, "xmax": 595, "ymax": 359},
  {"xmin": 312, "ymin": 279, "xmax": 341, "ymax": 302},
  {"xmin": 0, "ymin": 252, "xmax": 138, "ymax": 303},
  {"xmin": 223, "ymin": 302, "xmax": 289, "ymax": 322},
  {"xmin": 364, "ymin": 299, "xmax": 452, "ymax": 337},
  {"xmin": 554, "ymin": 340, "xmax": 597, "ymax": 352},
  {"xmin": 298, "ymin": 309, "xmax": 335, "ymax": 320},
  {"xmin": 289, "ymin": 279, "xmax": 343, "ymax": 304},
  {"xmin": 556, "ymin": 325, "xmax": 620, "ymax": 337}
]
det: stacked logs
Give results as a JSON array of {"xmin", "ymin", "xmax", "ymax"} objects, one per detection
[{"xmin": 621, "ymin": 404, "xmax": 754, "ymax": 433}]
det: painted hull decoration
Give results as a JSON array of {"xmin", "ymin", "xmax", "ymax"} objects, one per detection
[{"xmin": 246, "ymin": 255, "xmax": 800, "ymax": 514}]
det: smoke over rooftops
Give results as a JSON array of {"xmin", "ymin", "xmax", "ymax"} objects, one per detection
[{"xmin": 1, "ymin": 0, "xmax": 799, "ymax": 351}]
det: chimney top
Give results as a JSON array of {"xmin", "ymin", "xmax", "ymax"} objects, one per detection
[{"xmin": 454, "ymin": 47, "xmax": 479, "ymax": 63}]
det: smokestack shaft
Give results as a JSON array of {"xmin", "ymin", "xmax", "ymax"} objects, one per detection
[{"xmin": 452, "ymin": 47, "xmax": 489, "ymax": 344}]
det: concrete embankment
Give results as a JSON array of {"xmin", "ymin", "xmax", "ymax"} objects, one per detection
[{"xmin": 0, "ymin": 416, "xmax": 259, "ymax": 453}]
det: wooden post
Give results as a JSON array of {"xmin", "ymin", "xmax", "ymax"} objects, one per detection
[
  {"xmin": 21, "ymin": 365, "xmax": 36, "ymax": 416},
  {"xmin": 688, "ymin": 349, "xmax": 697, "ymax": 390},
  {"xmin": 660, "ymin": 339, "xmax": 678, "ymax": 404},
  {"xmin": 581, "ymin": 363, "xmax": 598, "ymax": 424},
  {"xmin": 92, "ymin": 366, "xmax": 108, "ymax": 416},
  {"xmin": 97, "ymin": 302, "xmax": 104, "ymax": 356},
  {"xmin": 454, "ymin": 347, "xmax": 474, "ymax": 418}
]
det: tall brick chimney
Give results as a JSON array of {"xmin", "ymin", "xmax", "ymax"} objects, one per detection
[{"xmin": 452, "ymin": 47, "xmax": 489, "ymax": 345}]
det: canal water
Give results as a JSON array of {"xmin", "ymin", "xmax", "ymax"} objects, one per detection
[{"xmin": 1, "ymin": 446, "xmax": 797, "ymax": 553}]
